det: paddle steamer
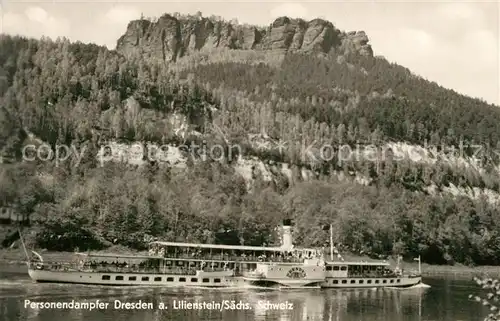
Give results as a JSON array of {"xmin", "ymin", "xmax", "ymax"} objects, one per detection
[{"xmin": 25, "ymin": 224, "xmax": 422, "ymax": 288}]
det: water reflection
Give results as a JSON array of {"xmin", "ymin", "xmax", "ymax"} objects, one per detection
[{"xmin": 0, "ymin": 269, "xmax": 489, "ymax": 321}]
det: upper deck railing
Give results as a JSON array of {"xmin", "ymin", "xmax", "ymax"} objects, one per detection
[
  {"xmin": 30, "ymin": 260, "xmax": 234, "ymax": 276},
  {"xmin": 156, "ymin": 252, "xmax": 314, "ymax": 264}
]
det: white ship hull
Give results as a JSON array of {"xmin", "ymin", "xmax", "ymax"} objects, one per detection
[
  {"xmin": 28, "ymin": 269, "xmax": 421, "ymax": 289},
  {"xmin": 28, "ymin": 269, "xmax": 243, "ymax": 287},
  {"xmin": 243, "ymin": 276, "xmax": 324, "ymax": 288},
  {"xmin": 321, "ymin": 276, "xmax": 421, "ymax": 288}
]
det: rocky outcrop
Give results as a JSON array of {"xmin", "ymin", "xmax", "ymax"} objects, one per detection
[
  {"xmin": 116, "ymin": 14, "xmax": 182, "ymax": 61},
  {"xmin": 339, "ymin": 31, "xmax": 373, "ymax": 57},
  {"xmin": 302, "ymin": 19, "xmax": 340, "ymax": 52},
  {"xmin": 116, "ymin": 14, "xmax": 373, "ymax": 62},
  {"xmin": 262, "ymin": 17, "xmax": 297, "ymax": 50}
]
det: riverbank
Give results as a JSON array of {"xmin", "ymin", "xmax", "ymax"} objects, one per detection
[
  {"xmin": 1, "ymin": 247, "xmax": 499, "ymax": 277},
  {"xmin": 414, "ymin": 263, "xmax": 500, "ymax": 277}
]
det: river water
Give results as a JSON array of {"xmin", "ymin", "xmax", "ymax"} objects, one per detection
[{"xmin": 0, "ymin": 265, "xmax": 490, "ymax": 321}]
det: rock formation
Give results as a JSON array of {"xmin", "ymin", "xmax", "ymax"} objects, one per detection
[{"xmin": 116, "ymin": 14, "xmax": 374, "ymax": 62}]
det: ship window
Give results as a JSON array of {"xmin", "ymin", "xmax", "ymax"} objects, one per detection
[
  {"xmin": 341, "ymin": 280, "xmax": 347, "ymax": 284},
  {"xmin": 191, "ymin": 278, "xmax": 198, "ymax": 282},
  {"xmin": 214, "ymin": 278, "xmax": 221, "ymax": 283},
  {"xmin": 350, "ymin": 280, "xmax": 355, "ymax": 284},
  {"xmin": 167, "ymin": 277, "xmax": 174, "ymax": 282},
  {"xmin": 340, "ymin": 266, "xmax": 347, "ymax": 271},
  {"xmin": 128, "ymin": 276, "xmax": 136, "ymax": 281},
  {"xmin": 332, "ymin": 280, "xmax": 338, "ymax": 284},
  {"xmin": 202, "ymin": 278, "xmax": 210, "ymax": 283},
  {"xmin": 115, "ymin": 276, "xmax": 123, "ymax": 281},
  {"xmin": 179, "ymin": 277, "xmax": 186, "ymax": 282},
  {"xmin": 102, "ymin": 275, "xmax": 110, "ymax": 280},
  {"xmin": 375, "ymin": 280, "xmax": 379, "ymax": 284},
  {"xmin": 383, "ymin": 280, "xmax": 387, "ymax": 284},
  {"xmin": 141, "ymin": 276, "xmax": 149, "ymax": 281},
  {"xmin": 397, "ymin": 279, "xmax": 401, "ymax": 283},
  {"xmin": 390, "ymin": 279, "xmax": 394, "ymax": 283},
  {"xmin": 359, "ymin": 280, "xmax": 364, "ymax": 284},
  {"xmin": 333, "ymin": 266, "xmax": 340, "ymax": 271},
  {"xmin": 154, "ymin": 277, "xmax": 161, "ymax": 282},
  {"xmin": 326, "ymin": 266, "xmax": 332, "ymax": 271},
  {"xmin": 367, "ymin": 280, "xmax": 372, "ymax": 284}
]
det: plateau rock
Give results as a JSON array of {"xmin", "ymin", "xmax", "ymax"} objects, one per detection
[{"xmin": 116, "ymin": 13, "xmax": 373, "ymax": 62}]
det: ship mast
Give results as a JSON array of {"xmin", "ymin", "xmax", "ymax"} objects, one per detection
[
  {"xmin": 18, "ymin": 228, "xmax": 30, "ymax": 267},
  {"xmin": 414, "ymin": 255, "xmax": 421, "ymax": 275},
  {"xmin": 329, "ymin": 223, "xmax": 333, "ymax": 261}
]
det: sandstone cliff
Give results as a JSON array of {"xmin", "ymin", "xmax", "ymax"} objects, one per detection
[{"xmin": 116, "ymin": 14, "xmax": 373, "ymax": 61}]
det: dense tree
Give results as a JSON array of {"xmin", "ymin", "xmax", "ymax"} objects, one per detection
[{"xmin": 1, "ymin": 34, "xmax": 500, "ymax": 265}]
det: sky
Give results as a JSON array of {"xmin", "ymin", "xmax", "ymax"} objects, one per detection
[{"xmin": 0, "ymin": 0, "xmax": 498, "ymax": 106}]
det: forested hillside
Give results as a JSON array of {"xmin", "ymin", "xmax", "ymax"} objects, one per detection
[{"xmin": 1, "ymin": 13, "xmax": 500, "ymax": 266}]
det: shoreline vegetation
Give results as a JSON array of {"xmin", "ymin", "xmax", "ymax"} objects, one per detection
[{"xmin": 1, "ymin": 248, "xmax": 498, "ymax": 278}]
